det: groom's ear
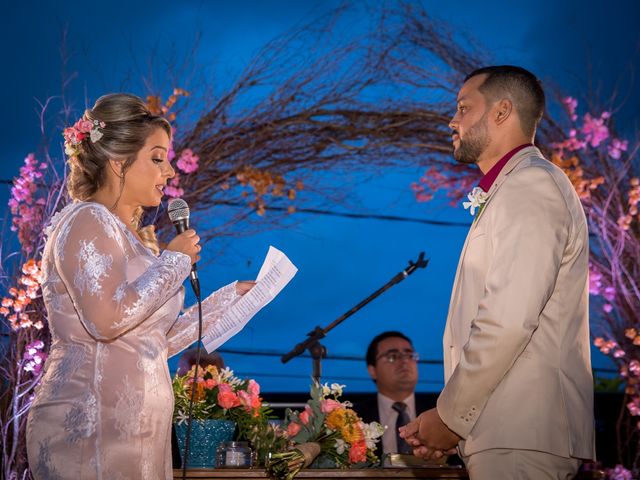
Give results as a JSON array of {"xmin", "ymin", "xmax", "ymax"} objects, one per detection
[
  {"xmin": 494, "ymin": 98, "xmax": 513, "ymax": 125},
  {"xmin": 367, "ymin": 364, "xmax": 378, "ymax": 381}
]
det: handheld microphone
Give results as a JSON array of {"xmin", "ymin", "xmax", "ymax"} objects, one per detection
[{"xmin": 167, "ymin": 198, "xmax": 201, "ymax": 298}]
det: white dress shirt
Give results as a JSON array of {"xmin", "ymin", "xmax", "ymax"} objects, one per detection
[{"xmin": 377, "ymin": 392, "xmax": 416, "ymax": 454}]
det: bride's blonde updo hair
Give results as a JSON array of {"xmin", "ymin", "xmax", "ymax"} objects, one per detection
[{"xmin": 66, "ymin": 93, "xmax": 172, "ymax": 255}]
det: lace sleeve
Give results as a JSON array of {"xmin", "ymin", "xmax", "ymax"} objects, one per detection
[
  {"xmin": 166, "ymin": 282, "xmax": 240, "ymax": 358},
  {"xmin": 55, "ymin": 205, "xmax": 192, "ymax": 341}
]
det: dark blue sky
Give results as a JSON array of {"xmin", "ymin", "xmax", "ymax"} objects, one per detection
[{"xmin": 3, "ymin": 1, "xmax": 639, "ymax": 392}]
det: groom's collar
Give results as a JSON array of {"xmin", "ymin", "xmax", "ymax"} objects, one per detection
[{"xmin": 478, "ymin": 143, "xmax": 534, "ymax": 192}]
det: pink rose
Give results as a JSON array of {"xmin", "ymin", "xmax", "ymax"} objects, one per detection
[
  {"xmin": 77, "ymin": 119, "xmax": 94, "ymax": 133},
  {"xmin": 247, "ymin": 379, "xmax": 260, "ymax": 396},
  {"xmin": 238, "ymin": 390, "xmax": 252, "ymax": 408},
  {"xmin": 287, "ymin": 421, "xmax": 302, "ymax": 437},
  {"xmin": 204, "ymin": 378, "xmax": 217, "ymax": 389},
  {"xmin": 320, "ymin": 399, "xmax": 342, "ymax": 414},
  {"xmin": 217, "ymin": 383, "xmax": 240, "ymax": 409},
  {"xmin": 64, "ymin": 127, "xmax": 84, "ymax": 144}
]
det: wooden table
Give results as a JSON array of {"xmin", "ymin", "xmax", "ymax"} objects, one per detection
[{"xmin": 173, "ymin": 467, "xmax": 606, "ymax": 479}]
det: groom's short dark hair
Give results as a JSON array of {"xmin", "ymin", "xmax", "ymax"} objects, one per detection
[{"xmin": 465, "ymin": 65, "xmax": 545, "ymax": 137}]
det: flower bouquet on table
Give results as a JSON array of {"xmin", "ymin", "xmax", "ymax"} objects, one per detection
[
  {"xmin": 172, "ymin": 364, "xmax": 270, "ymax": 443},
  {"xmin": 267, "ymin": 382, "xmax": 384, "ymax": 480}
]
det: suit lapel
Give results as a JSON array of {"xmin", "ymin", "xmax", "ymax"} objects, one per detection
[{"xmin": 471, "ymin": 146, "xmax": 541, "ymax": 225}]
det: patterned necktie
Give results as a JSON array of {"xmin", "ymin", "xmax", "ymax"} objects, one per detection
[{"xmin": 392, "ymin": 401, "xmax": 413, "ymax": 454}]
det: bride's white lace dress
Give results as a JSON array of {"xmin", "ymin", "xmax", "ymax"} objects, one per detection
[{"xmin": 27, "ymin": 201, "xmax": 240, "ymax": 479}]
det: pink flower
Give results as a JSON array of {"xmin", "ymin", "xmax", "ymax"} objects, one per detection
[
  {"xmin": 603, "ymin": 286, "xmax": 616, "ymax": 302},
  {"xmin": 25, "ymin": 340, "xmax": 44, "ymax": 358},
  {"xmin": 238, "ymin": 390, "xmax": 261, "ymax": 413},
  {"xmin": 580, "ymin": 113, "xmax": 610, "ymax": 148},
  {"xmin": 9, "ymin": 154, "xmax": 48, "ymax": 252},
  {"xmin": 299, "ymin": 406, "xmax": 311, "ymax": 425},
  {"xmin": 608, "ymin": 138, "xmax": 628, "ymax": 159},
  {"xmin": 247, "ymin": 379, "xmax": 260, "ymax": 396},
  {"xmin": 164, "ymin": 185, "xmax": 184, "ymax": 198},
  {"xmin": 287, "ymin": 421, "xmax": 302, "ymax": 437},
  {"xmin": 603, "ymin": 303, "xmax": 613, "ymax": 313},
  {"xmin": 217, "ymin": 383, "xmax": 240, "ymax": 409},
  {"xmin": 77, "ymin": 119, "xmax": 94, "ymax": 133},
  {"xmin": 551, "ymin": 128, "xmax": 587, "ymax": 153},
  {"xmin": 562, "ymin": 97, "xmax": 578, "ymax": 121},
  {"xmin": 204, "ymin": 378, "xmax": 217, "ymax": 389},
  {"xmin": 607, "ymin": 464, "xmax": 634, "ymax": 480},
  {"xmin": 589, "ymin": 265, "xmax": 603, "ymax": 295},
  {"xmin": 64, "ymin": 127, "xmax": 85, "ymax": 144},
  {"xmin": 176, "ymin": 149, "xmax": 199, "ymax": 174},
  {"xmin": 165, "ymin": 174, "xmax": 184, "ymax": 198},
  {"xmin": 22, "ymin": 340, "xmax": 47, "ymax": 375},
  {"xmin": 320, "ymin": 399, "xmax": 342, "ymax": 414}
]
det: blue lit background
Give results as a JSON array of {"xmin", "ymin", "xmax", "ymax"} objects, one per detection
[{"xmin": 3, "ymin": 0, "xmax": 638, "ymax": 392}]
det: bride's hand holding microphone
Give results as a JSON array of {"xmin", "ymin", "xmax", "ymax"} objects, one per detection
[
  {"xmin": 166, "ymin": 229, "xmax": 201, "ymax": 264},
  {"xmin": 166, "ymin": 231, "xmax": 254, "ymax": 297}
]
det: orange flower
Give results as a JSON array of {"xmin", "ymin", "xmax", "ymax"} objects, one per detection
[
  {"xmin": 348, "ymin": 439, "xmax": 367, "ymax": 463},
  {"xmin": 326, "ymin": 408, "xmax": 347, "ymax": 431},
  {"xmin": 326, "ymin": 408, "xmax": 362, "ymax": 444},
  {"xmin": 340, "ymin": 415, "xmax": 363, "ymax": 444},
  {"xmin": 186, "ymin": 382, "xmax": 206, "ymax": 402}
]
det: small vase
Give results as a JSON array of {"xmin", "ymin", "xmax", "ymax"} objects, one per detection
[{"xmin": 174, "ymin": 419, "xmax": 236, "ymax": 468}]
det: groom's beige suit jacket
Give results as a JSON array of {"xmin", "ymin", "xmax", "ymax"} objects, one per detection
[{"xmin": 437, "ymin": 146, "xmax": 595, "ymax": 460}]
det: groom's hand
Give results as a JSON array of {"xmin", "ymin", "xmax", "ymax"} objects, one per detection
[{"xmin": 399, "ymin": 408, "xmax": 461, "ymax": 460}]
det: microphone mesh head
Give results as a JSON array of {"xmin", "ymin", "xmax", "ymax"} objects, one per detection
[{"xmin": 167, "ymin": 198, "xmax": 190, "ymax": 222}]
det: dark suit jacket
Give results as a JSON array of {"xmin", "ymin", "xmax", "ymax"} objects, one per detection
[{"xmin": 351, "ymin": 393, "xmax": 436, "ymax": 460}]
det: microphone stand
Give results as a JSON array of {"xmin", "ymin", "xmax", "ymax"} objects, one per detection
[
  {"xmin": 181, "ymin": 278, "xmax": 202, "ymax": 480},
  {"xmin": 281, "ymin": 252, "xmax": 429, "ymax": 383}
]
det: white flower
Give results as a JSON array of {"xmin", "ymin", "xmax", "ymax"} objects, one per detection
[
  {"xmin": 462, "ymin": 187, "xmax": 488, "ymax": 216},
  {"xmin": 219, "ymin": 366, "xmax": 242, "ymax": 386},
  {"xmin": 360, "ymin": 421, "xmax": 385, "ymax": 450},
  {"xmin": 330, "ymin": 383, "xmax": 346, "ymax": 396},
  {"xmin": 321, "ymin": 383, "xmax": 331, "ymax": 397},
  {"xmin": 64, "ymin": 143, "xmax": 76, "ymax": 156},
  {"xmin": 334, "ymin": 438, "xmax": 347, "ymax": 455},
  {"xmin": 175, "ymin": 411, "xmax": 189, "ymax": 425}
]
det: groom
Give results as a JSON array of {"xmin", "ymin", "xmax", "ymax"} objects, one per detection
[{"xmin": 400, "ymin": 66, "xmax": 595, "ymax": 478}]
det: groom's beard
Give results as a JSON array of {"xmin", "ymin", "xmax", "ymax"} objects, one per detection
[{"xmin": 454, "ymin": 113, "xmax": 490, "ymax": 165}]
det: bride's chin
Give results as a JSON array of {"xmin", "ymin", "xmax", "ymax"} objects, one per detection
[{"xmin": 142, "ymin": 198, "xmax": 162, "ymax": 208}]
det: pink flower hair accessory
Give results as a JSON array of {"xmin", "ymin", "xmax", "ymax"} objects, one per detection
[{"xmin": 63, "ymin": 117, "xmax": 106, "ymax": 156}]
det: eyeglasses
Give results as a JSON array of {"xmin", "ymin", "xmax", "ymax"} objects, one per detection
[{"xmin": 376, "ymin": 350, "xmax": 419, "ymax": 364}]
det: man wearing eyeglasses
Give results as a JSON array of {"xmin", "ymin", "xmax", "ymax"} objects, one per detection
[{"xmin": 356, "ymin": 331, "xmax": 428, "ymax": 458}]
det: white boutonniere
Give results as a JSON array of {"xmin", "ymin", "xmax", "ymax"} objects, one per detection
[{"xmin": 462, "ymin": 187, "xmax": 488, "ymax": 216}]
